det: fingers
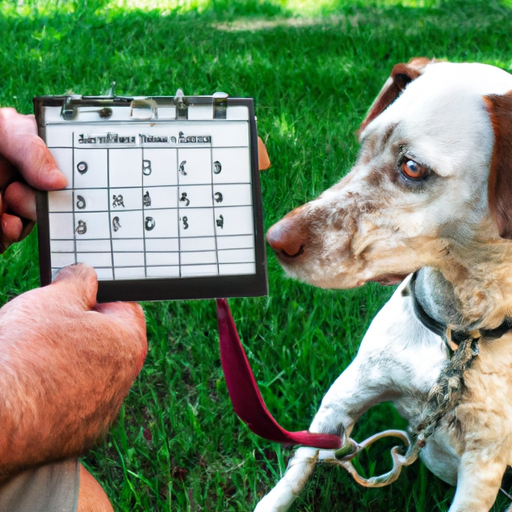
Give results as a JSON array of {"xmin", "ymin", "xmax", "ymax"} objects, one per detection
[
  {"xmin": 94, "ymin": 300, "xmax": 147, "ymax": 340},
  {"xmin": 51, "ymin": 264, "xmax": 146, "ymax": 333},
  {"xmin": 93, "ymin": 300, "xmax": 145, "ymax": 320},
  {"xmin": 93, "ymin": 300, "xmax": 148, "ymax": 374},
  {"xmin": 0, "ymin": 108, "xmax": 67, "ymax": 252},
  {"xmin": 52, "ymin": 263, "xmax": 148, "ymax": 374},
  {"xmin": 17, "ymin": 134, "xmax": 68, "ymax": 190},
  {"xmin": 4, "ymin": 181, "xmax": 37, "ymax": 221},
  {"xmin": 0, "ymin": 158, "xmax": 14, "ymax": 190},
  {"xmin": 53, "ymin": 264, "xmax": 99, "ymax": 309},
  {"xmin": 0, "ymin": 109, "xmax": 67, "ymax": 191},
  {"xmin": 0, "ymin": 181, "xmax": 37, "ymax": 250},
  {"xmin": 0, "ymin": 212, "xmax": 23, "ymax": 250}
]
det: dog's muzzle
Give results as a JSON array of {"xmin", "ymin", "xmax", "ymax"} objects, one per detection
[{"xmin": 266, "ymin": 214, "xmax": 308, "ymax": 259}]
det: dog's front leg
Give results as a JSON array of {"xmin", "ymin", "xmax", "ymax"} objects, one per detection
[
  {"xmin": 253, "ymin": 328, "xmax": 394, "ymax": 512},
  {"xmin": 310, "ymin": 279, "xmax": 443, "ymax": 437},
  {"xmin": 253, "ymin": 348, "xmax": 406, "ymax": 512},
  {"xmin": 254, "ymin": 354, "xmax": 394, "ymax": 512},
  {"xmin": 254, "ymin": 447, "xmax": 320, "ymax": 512},
  {"xmin": 255, "ymin": 282, "xmax": 443, "ymax": 511},
  {"xmin": 308, "ymin": 355, "xmax": 391, "ymax": 437},
  {"xmin": 449, "ymin": 453, "xmax": 506, "ymax": 512}
]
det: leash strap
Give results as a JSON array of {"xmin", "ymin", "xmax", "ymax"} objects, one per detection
[{"xmin": 216, "ymin": 298, "xmax": 342, "ymax": 449}]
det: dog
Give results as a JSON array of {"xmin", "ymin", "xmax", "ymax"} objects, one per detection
[{"xmin": 258, "ymin": 59, "xmax": 512, "ymax": 512}]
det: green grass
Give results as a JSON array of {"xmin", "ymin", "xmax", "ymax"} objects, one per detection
[{"xmin": 2, "ymin": 0, "xmax": 512, "ymax": 510}]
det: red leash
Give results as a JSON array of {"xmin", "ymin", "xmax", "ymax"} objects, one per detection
[{"xmin": 216, "ymin": 298, "xmax": 343, "ymax": 449}]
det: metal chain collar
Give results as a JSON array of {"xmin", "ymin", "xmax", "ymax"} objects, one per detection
[{"xmin": 413, "ymin": 332, "xmax": 479, "ymax": 445}]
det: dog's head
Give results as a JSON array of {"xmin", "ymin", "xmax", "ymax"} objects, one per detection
[{"xmin": 267, "ymin": 60, "xmax": 512, "ymax": 288}]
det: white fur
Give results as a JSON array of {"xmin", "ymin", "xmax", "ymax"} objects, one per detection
[{"xmin": 256, "ymin": 279, "xmax": 454, "ymax": 511}]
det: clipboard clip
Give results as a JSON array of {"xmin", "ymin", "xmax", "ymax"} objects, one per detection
[
  {"xmin": 174, "ymin": 89, "xmax": 229, "ymax": 120},
  {"xmin": 60, "ymin": 82, "xmax": 134, "ymax": 120},
  {"xmin": 61, "ymin": 95, "xmax": 82, "ymax": 120},
  {"xmin": 61, "ymin": 96, "xmax": 118, "ymax": 121},
  {"xmin": 174, "ymin": 89, "xmax": 188, "ymax": 119},
  {"xmin": 58, "ymin": 86, "xmax": 230, "ymax": 121},
  {"xmin": 213, "ymin": 91, "xmax": 228, "ymax": 119},
  {"xmin": 130, "ymin": 99, "xmax": 158, "ymax": 120}
]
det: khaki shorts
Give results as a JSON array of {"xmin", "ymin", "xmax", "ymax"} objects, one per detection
[{"xmin": 0, "ymin": 459, "xmax": 79, "ymax": 512}]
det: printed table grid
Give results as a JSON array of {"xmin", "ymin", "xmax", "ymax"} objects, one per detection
[
  {"xmin": 35, "ymin": 95, "xmax": 267, "ymax": 301},
  {"xmin": 46, "ymin": 125, "xmax": 256, "ymax": 281}
]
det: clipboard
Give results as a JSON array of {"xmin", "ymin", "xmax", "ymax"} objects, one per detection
[{"xmin": 34, "ymin": 89, "xmax": 268, "ymax": 302}]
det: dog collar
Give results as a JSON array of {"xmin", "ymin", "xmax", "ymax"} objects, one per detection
[{"xmin": 410, "ymin": 272, "xmax": 512, "ymax": 348}]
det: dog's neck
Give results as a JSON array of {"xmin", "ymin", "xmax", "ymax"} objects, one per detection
[
  {"xmin": 414, "ymin": 268, "xmax": 465, "ymax": 329},
  {"xmin": 417, "ymin": 234, "xmax": 512, "ymax": 330}
]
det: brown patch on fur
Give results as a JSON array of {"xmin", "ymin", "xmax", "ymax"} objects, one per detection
[
  {"xmin": 378, "ymin": 123, "xmax": 399, "ymax": 149},
  {"xmin": 380, "ymin": 160, "xmax": 402, "ymax": 185},
  {"xmin": 364, "ymin": 168, "xmax": 385, "ymax": 188},
  {"xmin": 358, "ymin": 58, "xmax": 434, "ymax": 136},
  {"xmin": 484, "ymin": 93, "xmax": 512, "ymax": 239},
  {"xmin": 353, "ymin": 197, "xmax": 378, "ymax": 215},
  {"xmin": 322, "ymin": 191, "xmax": 377, "ymax": 230}
]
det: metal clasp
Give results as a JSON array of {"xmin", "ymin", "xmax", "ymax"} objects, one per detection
[
  {"xmin": 60, "ymin": 95, "xmax": 81, "ymax": 120},
  {"xmin": 130, "ymin": 99, "xmax": 158, "ymax": 120},
  {"xmin": 213, "ymin": 91, "xmax": 228, "ymax": 119},
  {"xmin": 174, "ymin": 89, "xmax": 188, "ymax": 119},
  {"xmin": 324, "ymin": 430, "xmax": 420, "ymax": 488}
]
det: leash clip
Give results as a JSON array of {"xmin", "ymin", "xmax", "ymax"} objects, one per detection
[{"xmin": 326, "ymin": 430, "xmax": 420, "ymax": 488}]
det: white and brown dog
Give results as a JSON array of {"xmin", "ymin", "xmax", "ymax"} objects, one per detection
[{"xmin": 259, "ymin": 59, "xmax": 512, "ymax": 512}]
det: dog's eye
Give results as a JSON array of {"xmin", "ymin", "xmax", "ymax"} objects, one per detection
[{"xmin": 401, "ymin": 159, "xmax": 427, "ymax": 180}]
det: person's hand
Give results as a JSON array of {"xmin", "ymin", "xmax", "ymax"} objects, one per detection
[
  {"xmin": 0, "ymin": 263, "xmax": 147, "ymax": 481},
  {"xmin": 0, "ymin": 108, "xmax": 67, "ymax": 251}
]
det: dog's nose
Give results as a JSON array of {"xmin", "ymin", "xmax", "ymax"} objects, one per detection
[{"xmin": 266, "ymin": 216, "xmax": 307, "ymax": 258}]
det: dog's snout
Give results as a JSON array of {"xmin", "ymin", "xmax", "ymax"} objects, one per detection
[{"xmin": 266, "ymin": 216, "xmax": 308, "ymax": 258}]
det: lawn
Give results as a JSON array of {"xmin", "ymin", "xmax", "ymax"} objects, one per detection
[{"xmin": 2, "ymin": 0, "xmax": 512, "ymax": 510}]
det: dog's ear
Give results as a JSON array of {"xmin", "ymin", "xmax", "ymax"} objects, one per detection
[
  {"xmin": 484, "ymin": 92, "xmax": 512, "ymax": 239},
  {"xmin": 358, "ymin": 57, "xmax": 433, "ymax": 136}
]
